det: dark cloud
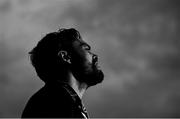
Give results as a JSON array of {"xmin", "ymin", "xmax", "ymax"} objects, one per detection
[
  {"xmin": 70, "ymin": 0, "xmax": 180, "ymax": 117},
  {"xmin": 0, "ymin": 40, "xmax": 11, "ymax": 86},
  {"xmin": 0, "ymin": 0, "xmax": 12, "ymax": 14},
  {"xmin": 0, "ymin": 0, "xmax": 180, "ymax": 117}
]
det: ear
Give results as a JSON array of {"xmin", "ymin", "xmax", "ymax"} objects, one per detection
[{"xmin": 58, "ymin": 50, "xmax": 71, "ymax": 64}]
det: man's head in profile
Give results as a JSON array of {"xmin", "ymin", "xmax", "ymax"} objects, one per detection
[
  {"xmin": 29, "ymin": 28, "xmax": 104, "ymax": 87},
  {"xmin": 22, "ymin": 28, "xmax": 104, "ymax": 118}
]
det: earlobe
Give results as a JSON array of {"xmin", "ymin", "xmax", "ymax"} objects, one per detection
[{"xmin": 58, "ymin": 51, "xmax": 71, "ymax": 64}]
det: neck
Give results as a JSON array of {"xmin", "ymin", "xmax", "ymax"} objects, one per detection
[{"xmin": 69, "ymin": 73, "xmax": 88, "ymax": 99}]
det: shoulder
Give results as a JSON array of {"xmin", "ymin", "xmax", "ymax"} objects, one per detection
[
  {"xmin": 31, "ymin": 84, "xmax": 74, "ymax": 107},
  {"xmin": 22, "ymin": 84, "xmax": 75, "ymax": 118}
]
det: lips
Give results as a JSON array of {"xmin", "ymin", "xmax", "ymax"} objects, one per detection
[
  {"xmin": 93, "ymin": 61, "xmax": 101, "ymax": 70},
  {"xmin": 92, "ymin": 55, "xmax": 101, "ymax": 69},
  {"xmin": 93, "ymin": 57, "xmax": 98, "ymax": 66},
  {"xmin": 93, "ymin": 61, "xmax": 97, "ymax": 67}
]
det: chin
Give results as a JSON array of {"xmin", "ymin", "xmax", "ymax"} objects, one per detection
[
  {"xmin": 72, "ymin": 65, "xmax": 104, "ymax": 86},
  {"xmin": 84, "ymin": 69, "xmax": 104, "ymax": 86}
]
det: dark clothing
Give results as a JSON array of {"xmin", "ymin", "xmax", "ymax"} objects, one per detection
[{"xmin": 22, "ymin": 81, "xmax": 89, "ymax": 118}]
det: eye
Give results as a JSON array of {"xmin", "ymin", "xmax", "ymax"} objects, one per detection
[{"xmin": 81, "ymin": 43, "xmax": 91, "ymax": 50}]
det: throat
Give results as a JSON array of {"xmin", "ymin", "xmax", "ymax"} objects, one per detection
[{"xmin": 69, "ymin": 74, "xmax": 88, "ymax": 99}]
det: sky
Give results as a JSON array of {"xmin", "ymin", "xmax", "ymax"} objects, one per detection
[{"xmin": 0, "ymin": 0, "xmax": 180, "ymax": 117}]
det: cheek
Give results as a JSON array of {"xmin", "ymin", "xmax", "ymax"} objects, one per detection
[
  {"xmin": 71, "ymin": 53, "xmax": 86, "ymax": 67},
  {"xmin": 77, "ymin": 51, "xmax": 92, "ymax": 64},
  {"xmin": 86, "ymin": 53, "xmax": 93, "ymax": 64},
  {"xmin": 71, "ymin": 49, "xmax": 92, "ymax": 68}
]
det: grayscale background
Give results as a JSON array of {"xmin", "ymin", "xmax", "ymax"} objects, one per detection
[{"xmin": 0, "ymin": 0, "xmax": 180, "ymax": 117}]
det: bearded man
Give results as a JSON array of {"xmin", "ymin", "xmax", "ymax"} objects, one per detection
[{"xmin": 22, "ymin": 28, "xmax": 104, "ymax": 118}]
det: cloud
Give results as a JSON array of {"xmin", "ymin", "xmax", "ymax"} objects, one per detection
[{"xmin": 0, "ymin": 0, "xmax": 180, "ymax": 117}]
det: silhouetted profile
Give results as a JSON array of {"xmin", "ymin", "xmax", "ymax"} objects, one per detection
[{"xmin": 21, "ymin": 28, "xmax": 104, "ymax": 118}]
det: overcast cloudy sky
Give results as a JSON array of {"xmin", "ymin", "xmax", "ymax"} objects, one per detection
[{"xmin": 0, "ymin": 0, "xmax": 180, "ymax": 117}]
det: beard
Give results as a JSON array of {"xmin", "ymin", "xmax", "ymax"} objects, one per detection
[
  {"xmin": 83, "ymin": 68, "xmax": 104, "ymax": 86},
  {"xmin": 71, "ymin": 63, "xmax": 104, "ymax": 86}
]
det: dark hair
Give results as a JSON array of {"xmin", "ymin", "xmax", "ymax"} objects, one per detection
[{"xmin": 29, "ymin": 28, "xmax": 81, "ymax": 83}]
